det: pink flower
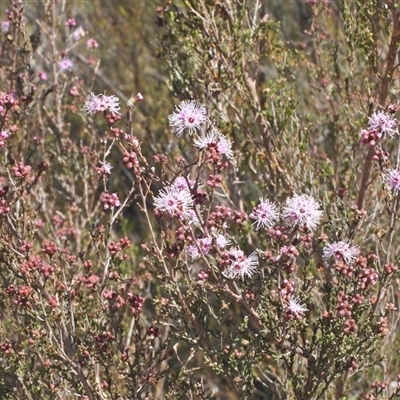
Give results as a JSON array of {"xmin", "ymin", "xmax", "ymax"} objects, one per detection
[
  {"xmin": 69, "ymin": 86, "xmax": 79, "ymax": 96},
  {"xmin": 168, "ymin": 100, "xmax": 207, "ymax": 137},
  {"xmin": 84, "ymin": 92, "xmax": 121, "ymax": 116},
  {"xmin": 186, "ymin": 237, "xmax": 212, "ymax": 260},
  {"xmin": 153, "ymin": 186, "xmax": 193, "ymax": 219},
  {"xmin": 214, "ymin": 233, "xmax": 231, "ymax": 249},
  {"xmin": 368, "ymin": 111, "xmax": 397, "ymax": 137},
  {"xmin": 0, "ymin": 199, "xmax": 10, "ymax": 215},
  {"xmin": 58, "ymin": 57, "xmax": 74, "ymax": 72},
  {"xmin": 86, "ymin": 38, "xmax": 98, "ymax": 49},
  {"xmin": 1, "ymin": 20, "xmax": 10, "ymax": 33},
  {"xmin": 171, "ymin": 176, "xmax": 196, "ymax": 191},
  {"xmin": 224, "ymin": 248, "xmax": 258, "ymax": 279},
  {"xmin": 95, "ymin": 161, "xmax": 112, "ymax": 176},
  {"xmin": 386, "ymin": 168, "xmax": 400, "ymax": 194},
  {"xmin": 194, "ymin": 129, "xmax": 219, "ymax": 147},
  {"xmin": 0, "ymin": 131, "xmax": 8, "ymax": 147},
  {"xmin": 102, "ymin": 161, "xmax": 112, "ymax": 174},
  {"xmin": 65, "ymin": 18, "xmax": 76, "ymax": 27},
  {"xmin": 323, "ymin": 241, "xmax": 360, "ymax": 264},
  {"xmin": 135, "ymin": 92, "xmax": 143, "ymax": 101},
  {"xmin": 360, "ymin": 111, "xmax": 398, "ymax": 146},
  {"xmin": 216, "ymin": 134, "xmax": 233, "ymax": 160},
  {"xmin": 38, "ymin": 71, "xmax": 47, "ymax": 81},
  {"xmin": 282, "ymin": 194, "xmax": 323, "ymax": 231},
  {"xmin": 249, "ymin": 198, "xmax": 278, "ymax": 230},
  {"xmin": 12, "ymin": 161, "xmax": 31, "ymax": 179}
]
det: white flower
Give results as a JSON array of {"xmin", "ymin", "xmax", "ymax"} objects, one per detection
[
  {"xmin": 72, "ymin": 26, "xmax": 85, "ymax": 41},
  {"xmin": 194, "ymin": 129, "xmax": 233, "ymax": 160},
  {"xmin": 286, "ymin": 296, "xmax": 308, "ymax": 317},
  {"xmin": 323, "ymin": 241, "xmax": 360, "ymax": 264},
  {"xmin": 282, "ymin": 194, "xmax": 323, "ymax": 231},
  {"xmin": 249, "ymin": 198, "xmax": 279, "ymax": 230},
  {"xmin": 386, "ymin": 168, "xmax": 400, "ymax": 195},
  {"xmin": 102, "ymin": 161, "xmax": 112, "ymax": 174},
  {"xmin": 214, "ymin": 233, "xmax": 231, "ymax": 249},
  {"xmin": 368, "ymin": 111, "xmax": 397, "ymax": 137},
  {"xmin": 153, "ymin": 186, "xmax": 193, "ymax": 219},
  {"xmin": 84, "ymin": 92, "xmax": 121, "ymax": 116},
  {"xmin": 224, "ymin": 248, "xmax": 258, "ymax": 279},
  {"xmin": 168, "ymin": 100, "xmax": 207, "ymax": 137}
]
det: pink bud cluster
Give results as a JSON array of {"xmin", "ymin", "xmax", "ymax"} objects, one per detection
[
  {"xmin": 12, "ymin": 161, "xmax": 31, "ymax": 180},
  {"xmin": 75, "ymin": 274, "xmax": 100, "ymax": 289},
  {"xmin": 280, "ymin": 279, "xmax": 295, "ymax": 300},
  {"xmin": 19, "ymin": 255, "xmax": 54, "ymax": 278},
  {"xmin": 122, "ymin": 151, "xmax": 139, "ymax": 170},
  {"xmin": 128, "ymin": 293, "xmax": 145, "ymax": 315},
  {"xmin": 95, "ymin": 332, "xmax": 115, "ymax": 353},
  {"xmin": 108, "ymin": 237, "xmax": 131, "ymax": 258},
  {"xmin": 0, "ymin": 342, "xmax": 13, "ymax": 357},
  {"xmin": 101, "ymin": 192, "xmax": 121, "ymax": 210},
  {"xmin": 41, "ymin": 241, "xmax": 58, "ymax": 257},
  {"xmin": 6, "ymin": 284, "xmax": 34, "ymax": 308}
]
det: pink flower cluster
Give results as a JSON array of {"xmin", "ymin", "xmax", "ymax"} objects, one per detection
[
  {"xmin": 0, "ymin": 131, "xmax": 8, "ymax": 147},
  {"xmin": 168, "ymin": 100, "xmax": 233, "ymax": 163},
  {"xmin": 101, "ymin": 192, "xmax": 121, "ymax": 210},
  {"xmin": 360, "ymin": 111, "xmax": 397, "ymax": 146}
]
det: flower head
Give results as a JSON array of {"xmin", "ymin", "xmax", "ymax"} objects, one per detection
[
  {"xmin": 171, "ymin": 176, "xmax": 196, "ymax": 191},
  {"xmin": 216, "ymin": 134, "xmax": 233, "ymax": 160},
  {"xmin": 368, "ymin": 111, "xmax": 397, "ymax": 137},
  {"xmin": 58, "ymin": 57, "xmax": 74, "ymax": 72},
  {"xmin": 194, "ymin": 129, "xmax": 233, "ymax": 160},
  {"xmin": 214, "ymin": 233, "xmax": 231, "ymax": 249},
  {"xmin": 323, "ymin": 241, "xmax": 360, "ymax": 264},
  {"xmin": 282, "ymin": 194, "xmax": 323, "ymax": 231},
  {"xmin": 360, "ymin": 111, "xmax": 397, "ymax": 146},
  {"xmin": 249, "ymin": 198, "xmax": 279, "ymax": 230},
  {"xmin": 168, "ymin": 100, "xmax": 207, "ymax": 137},
  {"xmin": 153, "ymin": 186, "xmax": 193, "ymax": 219},
  {"xmin": 0, "ymin": 131, "xmax": 8, "ymax": 147},
  {"xmin": 72, "ymin": 26, "xmax": 85, "ymax": 41},
  {"xmin": 87, "ymin": 38, "xmax": 98, "ymax": 49},
  {"xmin": 186, "ymin": 237, "xmax": 212, "ymax": 260},
  {"xmin": 38, "ymin": 71, "xmax": 47, "ymax": 81},
  {"xmin": 84, "ymin": 92, "xmax": 121, "ymax": 116},
  {"xmin": 286, "ymin": 296, "xmax": 308, "ymax": 318},
  {"xmin": 95, "ymin": 161, "xmax": 113, "ymax": 176},
  {"xmin": 224, "ymin": 248, "xmax": 258, "ymax": 279},
  {"xmin": 386, "ymin": 168, "xmax": 400, "ymax": 195}
]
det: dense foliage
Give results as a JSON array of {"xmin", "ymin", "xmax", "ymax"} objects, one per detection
[{"xmin": 1, "ymin": 0, "xmax": 400, "ymax": 399}]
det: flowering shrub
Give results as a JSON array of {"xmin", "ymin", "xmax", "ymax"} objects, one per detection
[{"xmin": 1, "ymin": 0, "xmax": 400, "ymax": 399}]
